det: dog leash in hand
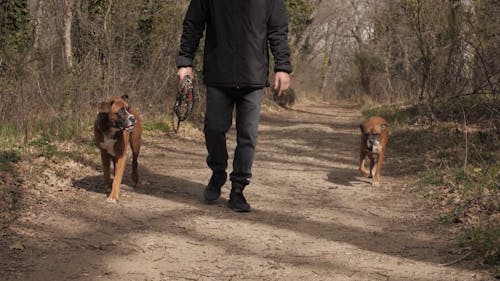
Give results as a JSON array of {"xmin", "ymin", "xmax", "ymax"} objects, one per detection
[{"xmin": 171, "ymin": 75, "xmax": 195, "ymax": 133}]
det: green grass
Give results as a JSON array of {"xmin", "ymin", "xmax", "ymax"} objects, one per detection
[
  {"xmin": 32, "ymin": 118, "xmax": 93, "ymax": 141},
  {"xmin": 0, "ymin": 115, "xmax": 175, "ymax": 164},
  {"xmin": 81, "ymin": 138, "xmax": 97, "ymax": 153},
  {"xmin": 420, "ymin": 169, "xmax": 443, "ymax": 186},
  {"xmin": 0, "ymin": 118, "xmax": 93, "ymax": 147},
  {"xmin": 0, "ymin": 150, "xmax": 20, "ymax": 172},
  {"xmin": 0, "ymin": 123, "xmax": 23, "ymax": 148},
  {"xmin": 29, "ymin": 136, "xmax": 67, "ymax": 158},
  {"xmin": 459, "ymin": 226, "xmax": 500, "ymax": 266},
  {"xmin": 143, "ymin": 119, "xmax": 171, "ymax": 133},
  {"xmin": 0, "ymin": 124, "xmax": 22, "ymax": 171}
]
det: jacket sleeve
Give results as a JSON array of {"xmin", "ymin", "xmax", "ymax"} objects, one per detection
[
  {"xmin": 267, "ymin": 0, "xmax": 292, "ymax": 73},
  {"xmin": 176, "ymin": 0, "xmax": 207, "ymax": 68}
]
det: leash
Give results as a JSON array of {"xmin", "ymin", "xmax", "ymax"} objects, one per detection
[{"xmin": 171, "ymin": 75, "xmax": 195, "ymax": 133}]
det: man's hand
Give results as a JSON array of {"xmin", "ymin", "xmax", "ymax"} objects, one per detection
[
  {"xmin": 274, "ymin": 71, "xmax": 291, "ymax": 96},
  {"xmin": 177, "ymin": 67, "xmax": 194, "ymax": 84}
]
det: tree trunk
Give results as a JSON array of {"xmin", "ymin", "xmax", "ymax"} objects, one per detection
[
  {"xmin": 351, "ymin": 27, "xmax": 371, "ymax": 96},
  {"xmin": 320, "ymin": 22, "xmax": 331, "ymax": 94},
  {"xmin": 62, "ymin": 0, "xmax": 73, "ymax": 69},
  {"xmin": 384, "ymin": 45, "xmax": 394, "ymax": 101},
  {"xmin": 33, "ymin": 0, "xmax": 44, "ymax": 50},
  {"xmin": 103, "ymin": 0, "xmax": 113, "ymax": 90}
]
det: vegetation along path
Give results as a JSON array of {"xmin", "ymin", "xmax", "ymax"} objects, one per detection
[{"xmin": 0, "ymin": 101, "xmax": 494, "ymax": 280}]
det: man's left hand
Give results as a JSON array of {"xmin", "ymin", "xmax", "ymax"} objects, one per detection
[{"xmin": 274, "ymin": 71, "xmax": 291, "ymax": 96}]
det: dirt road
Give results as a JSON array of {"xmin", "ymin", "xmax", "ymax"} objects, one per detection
[{"xmin": 0, "ymin": 101, "xmax": 493, "ymax": 280}]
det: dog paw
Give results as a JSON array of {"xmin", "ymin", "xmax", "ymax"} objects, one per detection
[
  {"xmin": 360, "ymin": 170, "xmax": 370, "ymax": 177},
  {"xmin": 106, "ymin": 196, "xmax": 118, "ymax": 203}
]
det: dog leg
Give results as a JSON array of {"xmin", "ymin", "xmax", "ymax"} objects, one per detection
[
  {"xmin": 369, "ymin": 155, "xmax": 377, "ymax": 179},
  {"xmin": 359, "ymin": 137, "xmax": 370, "ymax": 177},
  {"xmin": 130, "ymin": 134, "xmax": 141, "ymax": 185},
  {"xmin": 360, "ymin": 157, "xmax": 369, "ymax": 177},
  {"xmin": 107, "ymin": 156, "xmax": 126, "ymax": 203},
  {"xmin": 100, "ymin": 151, "xmax": 112, "ymax": 189},
  {"xmin": 372, "ymin": 152, "xmax": 385, "ymax": 187},
  {"xmin": 131, "ymin": 152, "xmax": 139, "ymax": 185}
]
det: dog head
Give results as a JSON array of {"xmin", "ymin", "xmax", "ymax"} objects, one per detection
[
  {"xmin": 360, "ymin": 121, "xmax": 388, "ymax": 154},
  {"xmin": 98, "ymin": 95, "xmax": 137, "ymax": 132}
]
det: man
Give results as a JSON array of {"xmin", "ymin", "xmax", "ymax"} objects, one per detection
[{"xmin": 176, "ymin": 0, "xmax": 292, "ymax": 212}]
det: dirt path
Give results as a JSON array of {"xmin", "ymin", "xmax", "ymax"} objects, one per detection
[{"xmin": 1, "ymin": 101, "xmax": 494, "ymax": 280}]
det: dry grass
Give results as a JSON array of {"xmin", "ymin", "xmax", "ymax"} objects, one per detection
[{"xmin": 363, "ymin": 99, "xmax": 499, "ymax": 272}]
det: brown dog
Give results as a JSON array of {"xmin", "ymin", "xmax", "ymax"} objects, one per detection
[
  {"xmin": 94, "ymin": 95, "xmax": 142, "ymax": 203},
  {"xmin": 359, "ymin": 116, "xmax": 389, "ymax": 186}
]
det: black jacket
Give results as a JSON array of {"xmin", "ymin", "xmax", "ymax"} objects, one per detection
[{"xmin": 176, "ymin": 0, "xmax": 292, "ymax": 88}]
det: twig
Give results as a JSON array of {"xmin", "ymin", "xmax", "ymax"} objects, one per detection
[
  {"xmin": 36, "ymin": 78, "xmax": 62, "ymax": 122},
  {"xmin": 161, "ymin": 274, "xmax": 197, "ymax": 281},
  {"xmin": 470, "ymin": 142, "xmax": 488, "ymax": 167},
  {"xmin": 445, "ymin": 87, "xmax": 492, "ymax": 102},
  {"xmin": 438, "ymin": 252, "xmax": 471, "ymax": 267},
  {"xmin": 374, "ymin": 271, "xmax": 390, "ymax": 281},
  {"xmin": 462, "ymin": 107, "xmax": 468, "ymax": 172},
  {"xmin": 186, "ymin": 241, "xmax": 205, "ymax": 246}
]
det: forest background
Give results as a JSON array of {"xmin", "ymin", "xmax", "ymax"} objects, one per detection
[{"xmin": 0, "ymin": 0, "xmax": 498, "ymax": 272}]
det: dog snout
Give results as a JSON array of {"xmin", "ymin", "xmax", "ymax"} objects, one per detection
[
  {"xmin": 129, "ymin": 115, "xmax": 136, "ymax": 124},
  {"xmin": 366, "ymin": 140, "xmax": 373, "ymax": 150},
  {"xmin": 372, "ymin": 143, "xmax": 383, "ymax": 153},
  {"xmin": 367, "ymin": 138, "xmax": 382, "ymax": 152}
]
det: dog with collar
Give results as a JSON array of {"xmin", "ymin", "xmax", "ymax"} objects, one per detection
[
  {"xmin": 359, "ymin": 116, "xmax": 389, "ymax": 186},
  {"xmin": 94, "ymin": 95, "xmax": 142, "ymax": 203}
]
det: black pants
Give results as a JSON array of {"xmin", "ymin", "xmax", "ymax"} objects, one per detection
[{"xmin": 204, "ymin": 86, "xmax": 263, "ymax": 186}]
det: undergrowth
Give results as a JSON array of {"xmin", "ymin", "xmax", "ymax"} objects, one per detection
[{"xmin": 363, "ymin": 97, "xmax": 500, "ymax": 271}]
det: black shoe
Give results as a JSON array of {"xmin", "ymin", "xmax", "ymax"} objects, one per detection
[
  {"xmin": 204, "ymin": 173, "xmax": 226, "ymax": 202},
  {"xmin": 228, "ymin": 185, "xmax": 251, "ymax": 212}
]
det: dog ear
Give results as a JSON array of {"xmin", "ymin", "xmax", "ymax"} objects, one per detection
[
  {"xmin": 98, "ymin": 101, "xmax": 112, "ymax": 113},
  {"xmin": 121, "ymin": 95, "xmax": 129, "ymax": 101},
  {"xmin": 359, "ymin": 124, "xmax": 365, "ymax": 133}
]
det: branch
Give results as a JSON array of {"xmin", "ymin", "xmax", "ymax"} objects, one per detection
[
  {"xmin": 36, "ymin": 78, "xmax": 62, "ymax": 122},
  {"xmin": 438, "ymin": 252, "xmax": 471, "ymax": 267}
]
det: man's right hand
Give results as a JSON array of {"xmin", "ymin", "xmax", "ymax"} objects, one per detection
[{"xmin": 177, "ymin": 67, "xmax": 194, "ymax": 84}]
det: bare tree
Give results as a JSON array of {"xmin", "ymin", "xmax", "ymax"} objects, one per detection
[{"xmin": 62, "ymin": 0, "xmax": 73, "ymax": 69}]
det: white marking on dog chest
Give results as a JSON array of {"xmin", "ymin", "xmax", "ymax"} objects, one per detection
[{"xmin": 100, "ymin": 135, "xmax": 117, "ymax": 156}]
